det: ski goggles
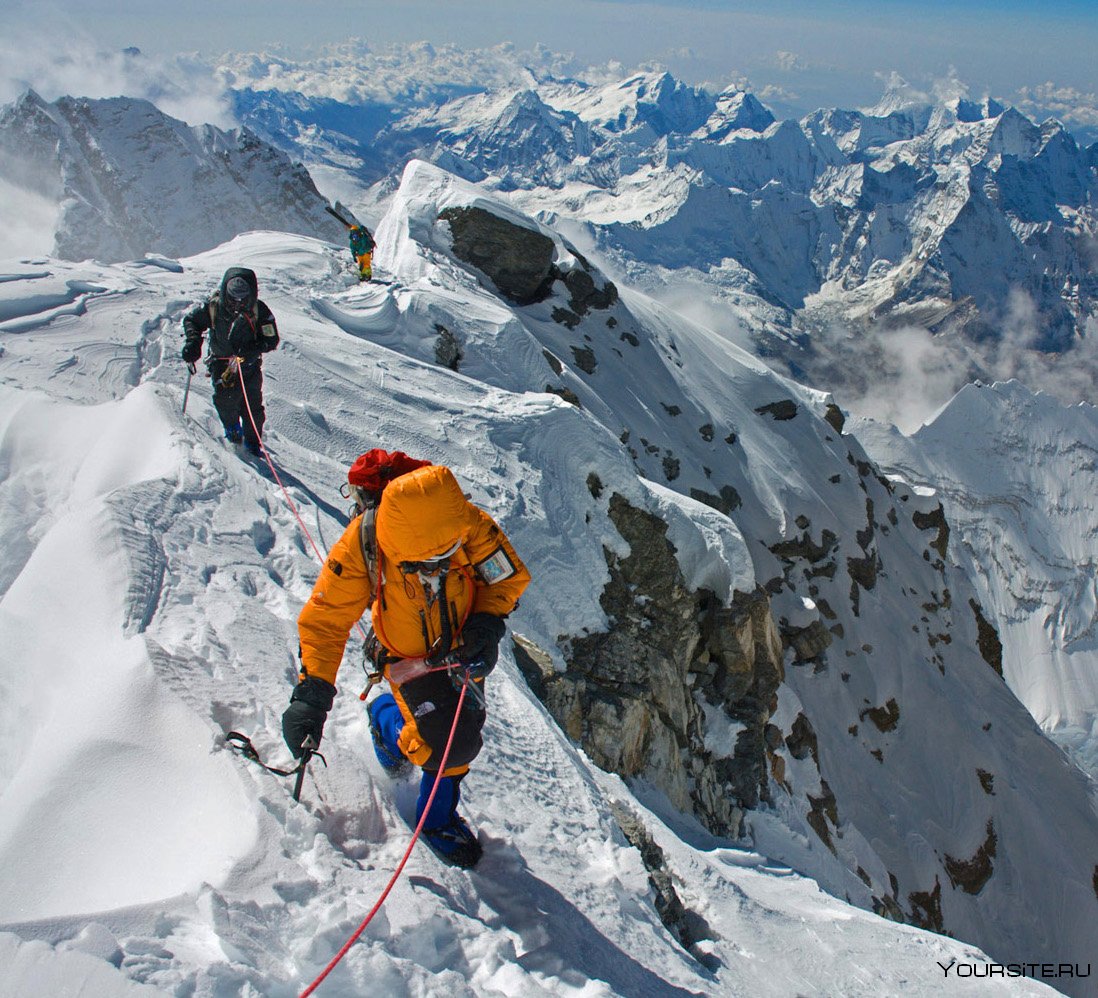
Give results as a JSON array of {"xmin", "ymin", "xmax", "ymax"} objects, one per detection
[{"xmin": 398, "ymin": 538, "xmax": 462, "ymax": 576}]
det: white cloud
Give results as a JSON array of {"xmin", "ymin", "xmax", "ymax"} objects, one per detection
[
  {"xmin": 0, "ymin": 25, "xmax": 235, "ymax": 128},
  {"xmin": 824, "ymin": 289, "xmax": 1098, "ymax": 434},
  {"xmin": 774, "ymin": 51, "xmax": 803, "ymax": 73},
  {"xmin": 0, "ymin": 176, "xmax": 59, "ymax": 257},
  {"xmin": 1015, "ymin": 81, "xmax": 1098, "ymax": 132}
]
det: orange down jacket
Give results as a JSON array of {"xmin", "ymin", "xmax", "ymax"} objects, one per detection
[{"xmin": 297, "ymin": 465, "xmax": 530, "ymax": 687}]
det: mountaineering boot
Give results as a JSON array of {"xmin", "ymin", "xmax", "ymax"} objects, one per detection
[
  {"xmin": 224, "ymin": 420, "xmax": 243, "ymax": 444},
  {"xmin": 417, "ymin": 772, "xmax": 482, "ymax": 869},
  {"xmin": 367, "ymin": 694, "xmax": 411, "ymax": 778},
  {"xmin": 245, "ymin": 438, "xmax": 262, "ymax": 457},
  {"xmin": 421, "ymin": 812, "xmax": 482, "ymax": 869}
]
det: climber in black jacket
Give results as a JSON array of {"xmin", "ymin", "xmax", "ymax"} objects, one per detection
[{"xmin": 181, "ymin": 267, "xmax": 279, "ymax": 454}]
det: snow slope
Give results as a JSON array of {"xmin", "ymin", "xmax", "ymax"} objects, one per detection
[
  {"xmin": 856, "ymin": 381, "xmax": 1098, "ymax": 778},
  {"xmin": 0, "ymin": 163, "xmax": 1089, "ymax": 995}
]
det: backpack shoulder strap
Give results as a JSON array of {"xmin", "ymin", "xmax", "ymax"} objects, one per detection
[{"xmin": 358, "ymin": 505, "xmax": 378, "ymax": 583}]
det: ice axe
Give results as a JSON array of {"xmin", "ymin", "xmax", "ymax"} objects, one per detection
[
  {"xmin": 293, "ymin": 733, "xmax": 320, "ymax": 802},
  {"xmin": 181, "ymin": 361, "xmax": 196, "ymax": 414}
]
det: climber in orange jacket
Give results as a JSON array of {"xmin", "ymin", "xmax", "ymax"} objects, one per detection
[{"xmin": 283, "ymin": 449, "xmax": 530, "ymax": 867}]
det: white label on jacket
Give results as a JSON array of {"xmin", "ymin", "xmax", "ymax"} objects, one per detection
[{"xmin": 475, "ymin": 546, "xmax": 516, "ymax": 584}]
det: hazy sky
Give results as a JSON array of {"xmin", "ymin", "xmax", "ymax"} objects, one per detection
[{"xmin": 5, "ymin": 0, "xmax": 1098, "ymax": 124}]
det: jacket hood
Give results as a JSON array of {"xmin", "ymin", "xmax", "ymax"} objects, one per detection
[
  {"xmin": 219, "ymin": 267, "xmax": 258, "ymax": 308},
  {"xmin": 375, "ymin": 465, "xmax": 479, "ymax": 563}
]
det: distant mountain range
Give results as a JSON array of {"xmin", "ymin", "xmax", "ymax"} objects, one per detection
[{"xmin": 231, "ymin": 69, "xmax": 1098, "ymax": 361}]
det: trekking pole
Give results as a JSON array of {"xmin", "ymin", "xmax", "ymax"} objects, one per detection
[
  {"xmin": 181, "ymin": 362, "xmax": 196, "ymax": 414},
  {"xmin": 293, "ymin": 733, "xmax": 319, "ymax": 802}
]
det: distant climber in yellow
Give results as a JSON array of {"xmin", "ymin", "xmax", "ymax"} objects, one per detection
[{"xmin": 349, "ymin": 224, "xmax": 374, "ymax": 281}]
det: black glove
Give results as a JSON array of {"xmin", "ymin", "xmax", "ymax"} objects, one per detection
[
  {"xmin": 181, "ymin": 340, "xmax": 201, "ymax": 363},
  {"xmin": 457, "ymin": 612, "xmax": 506, "ymax": 678},
  {"xmin": 282, "ymin": 676, "xmax": 336, "ymax": 758}
]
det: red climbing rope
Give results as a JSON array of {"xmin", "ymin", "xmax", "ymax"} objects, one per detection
[
  {"xmin": 236, "ymin": 358, "xmax": 325, "ymax": 564},
  {"xmin": 298, "ymin": 680, "xmax": 469, "ymax": 998},
  {"xmin": 236, "ymin": 360, "xmax": 475, "ymax": 993},
  {"xmin": 235, "ymin": 359, "xmax": 367, "ymax": 641}
]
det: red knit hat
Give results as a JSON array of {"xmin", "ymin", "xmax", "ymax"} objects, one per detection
[{"xmin": 347, "ymin": 449, "xmax": 431, "ymax": 492}]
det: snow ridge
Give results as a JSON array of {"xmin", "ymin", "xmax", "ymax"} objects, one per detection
[{"xmin": 1, "ymin": 159, "xmax": 1093, "ymax": 996}]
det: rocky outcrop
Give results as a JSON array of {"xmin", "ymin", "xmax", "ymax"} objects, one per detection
[
  {"xmin": 439, "ymin": 206, "xmax": 557, "ymax": 304},
  {"xmin": 969, "ymin": 599, "xmax": 1004, "ymax": 677},
  {"xmin": 945, "ymin": 821, "xmax": 998, "ymax": 895},
  {"xmin": 439, "ymin": 205, "xmax": 618, "ymax": 316},
  {"xmin": 514, "ymin": 492, "xmax": 784, "ymax": 838},
  {"xmin": 609, "ymin": 800, "xmax": 713, "ymax": 955}
]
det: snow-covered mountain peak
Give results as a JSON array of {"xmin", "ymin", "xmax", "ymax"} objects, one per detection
[{"xmin": 0, "ymin": 90, "xmax": 345, "ymax": 262}]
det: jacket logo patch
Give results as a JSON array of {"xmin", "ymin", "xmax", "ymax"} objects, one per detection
[
  {"xmin": 327, "ymin": 558, "xmax": 344, "ymax": 576},
  {"xmin": 261, "ymin": 323, "xmax": 277, "ymax": 338},
  {"xmin": 414, "ymin": 701, "xmax": 436, "ymax": 718},
  {"xmin": 475, "ymin": 546, "xmax": 516, "ymax": 584}
]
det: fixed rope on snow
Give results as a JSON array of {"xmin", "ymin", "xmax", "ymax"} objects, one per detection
[{"xmin": 298, "ymin": 678, "xmax": 470, "ymax": 998}]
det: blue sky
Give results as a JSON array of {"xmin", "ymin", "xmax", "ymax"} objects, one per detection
[{"xmin": 5, "ymin": 0, "xmax": 1098, "ymax": 131}]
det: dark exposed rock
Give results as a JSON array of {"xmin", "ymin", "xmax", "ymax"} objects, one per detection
[
  {"xmin": 824, "ymin": 403, "xmax": 846, "ymax": 433},
  {"xmin": 545, "ymin": 384, "xmax": 582, "ymax": 407},
  {"xmin": 874, "ymin": 891, "xmax": 906, "ymax": 923},
  {"xmin": 563, "ymin": 264, "xmax": 619, "ymax": 315},
  {"xmin": 945, "ymin": 820, "xmax": 997, "ymax": 894},
  {"xmin": 783, "ymin": 619, "xmax": 832, "ymax": 664},
  {"xmin": 587, "ymin": 473, "xmax": 604, "ymax": 499},
  {"xmin": 440, "ymin": 205, "xmax": 556, "ymax": 304},
  {"xmin": 755, "ymin": 399, "xmax": 798, "ymax": 421},
  {"xmin": 770, "ymin": 528, "xmax": 837, "ymax": 564},
  {"xmin": 552, "ymin": 306, "xmax": 582, "ymax": 329},
  {"xmin": 609, "ymin": 801, "xmax": 712, "ymax": 954},
  {"xmin": 699, "ymin": 423, "xmax": 714, "ymax": 441},
  {"xmin": 542, "ymin": 349, "xmax": 563, "ymax": 374},
  {"xmin": 860, "ymin": 698, "xmax": 900, "ymax": 733},
  {"xmin": 846, "ymin": 552, "xmax": 879, "ymax": 590},
  {"xmin": 913, "ymin": 504, "xmax": 949, "ymax": 560},
  {"xmin": 661, "ymin": 402, "xmax": 682, "ymax": 416},
  {"xmin": 977, "ymin": 769, "xmax": 995, "ymax": 795},
  {"xmin": 525, "ymin": 493, "xmax": 783, "ymax": 837},
  {"xmin": 433, "ymin": 322, "xmax": 462, "ymax": 370},
  {"xmin": 969, "ymin": 599, "xmax": 1004, "ymax": 677},
  {"xmin": 662, "ymin": 453, "xmax": 681, "ymax": 481},
  {"xmin": 689, "ymin": 485, "xmax": 742, "ymax": 515},
  {"xmin": 806, "ymin": 779, "xmax": 839, "ymax": 852},
  {"xmin": 620, "ymin": 330, "xmax": 639, "ymax": 346},
  {"xmin": 908, "ymin": 878, "xmax": 945, "ymax": 934},
  {"xmin": 856, "ymin": 498, "xmax": 875, "ymax": 550},
  {"xmin": 786, "ymin": 713, "xmax": 819, "ymax": 767},
  {"xmin": 570, "ymin": 345, "xmax": 597, "ymax": 373}
]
